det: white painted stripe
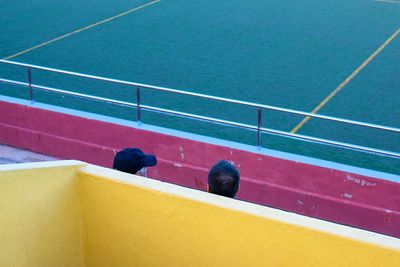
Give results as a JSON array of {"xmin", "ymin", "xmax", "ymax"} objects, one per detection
[{"xmin": 375, "ymin": 0, "xmax": 400, "ymax": 4}]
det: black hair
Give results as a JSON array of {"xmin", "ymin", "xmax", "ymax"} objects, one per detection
[{"xmin": 207, "ymin": 160, "xmax": 240, "ymax": 198}]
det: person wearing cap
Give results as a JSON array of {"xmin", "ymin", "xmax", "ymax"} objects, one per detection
[
  {"xmin": 207, "ymin": 160, "xmax": 240, "ymax": 198},
  {"xmin": 113, "ymin": 148, "xmax": 157, "ymax": 176}
]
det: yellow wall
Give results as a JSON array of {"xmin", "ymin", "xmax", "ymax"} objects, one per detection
[
  {"xmin": 0, "ymin": 161, "xmax": 85, "ymax": 267},
  {"xmin": 78, "ymin": 165, "xmax": 400, "ymax": 267},
  {"xmin": 1, "ymin": 161, "xmax": 399, "ymax": 267}
]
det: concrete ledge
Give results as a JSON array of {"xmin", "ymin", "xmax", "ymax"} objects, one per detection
[{"xmin": 0, "ymin": 144, "xmax": 58, "ymax": 164}]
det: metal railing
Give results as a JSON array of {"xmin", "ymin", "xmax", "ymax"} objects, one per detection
[{"xmin": 1, "ymin": 59, "xmax": 399, "ymax": 158}]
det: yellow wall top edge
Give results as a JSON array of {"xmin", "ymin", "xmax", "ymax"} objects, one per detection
[
  {"xmin": 0, "ymin": 160, "xmax": 85, "ymax": 172},
  {"xmin": 2, "ymin": 161, "xmax": 398, "ymax": 251},
  {"xmin": 79, "ymin": 163, "xmax": 400, "ymax": 251}
]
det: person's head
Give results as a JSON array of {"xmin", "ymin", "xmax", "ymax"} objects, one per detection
[
  {"xmin": 113, "ymin": 148, "xmax": 157, "ymax": 175},
  {"xmin": 207, "ymin": 160, "xmax": 240, "ymax": 198}
]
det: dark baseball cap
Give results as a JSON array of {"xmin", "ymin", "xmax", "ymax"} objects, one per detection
[{"xmin": 113, "ymin": 148, "xmax": 157, "ymax": 174}]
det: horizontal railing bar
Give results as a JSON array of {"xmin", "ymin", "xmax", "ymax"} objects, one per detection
[
  {"xmin": 258, "ymin": 127, "xmax": 400, "ymax": 159},
  {"xmin": 0, "ymin": 78, "xmax": 27, "ymax": 87},
  {"xmin": 0, "ymin": 78, "xmax": 137, "ymax": 108},
  {"xmin": 1, "ymin": 59, "xmax": 399, "ymax": 133},
  {"xmin": 140, "ymin": 104, "xmax": 258, "ymax": 131},
  {"xmin": 1, "ymin": 77, "xmax": 399, "ymax": 158},
  {"xmin": 142, "ymin": 104, "xmax": 400, "ymax": 158},
  {"xmin": 143, "ymin": 105, "xmax": 400, "ymax": 158},
  {"xmin": 0, "ymin": 78, "xmax": 257, "ymax": 131}
]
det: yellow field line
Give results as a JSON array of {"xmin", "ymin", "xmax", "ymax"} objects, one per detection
[
  {"xmin": 290, "ymin": 27, "xmax": 400, "ymax": 134},
  {"xmin": 3, "ymin": 0, "xmax": 161, "ymax": 60}
]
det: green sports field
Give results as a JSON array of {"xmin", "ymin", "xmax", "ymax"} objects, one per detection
[{"xmin": 1, "ymin": 0, "xmax": 399, "ymax": 174}]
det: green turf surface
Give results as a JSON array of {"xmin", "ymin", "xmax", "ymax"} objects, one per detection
[
  {"xmin": 0, "ymin": 0, "xmax": 150, "ymax": 58},
  {"xmin": 1, "ymin": 0, "xmax": 399, "ymax": 174}
]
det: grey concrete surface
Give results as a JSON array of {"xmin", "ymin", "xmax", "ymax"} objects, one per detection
[{"xmin": 0, "ymin": 144, "xmax": 58, "ymax": 164}]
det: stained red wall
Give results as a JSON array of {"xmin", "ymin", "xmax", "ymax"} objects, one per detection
[{"xmin": 0, "ymin": 100, "xmax": 399, "ymax": 237}]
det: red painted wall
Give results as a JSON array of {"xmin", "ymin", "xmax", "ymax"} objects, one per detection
[{"xmin": 1, "ymin": 100, "xmax": 399, "ymax": 237}]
